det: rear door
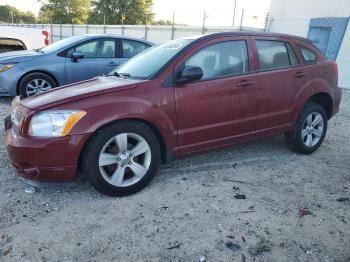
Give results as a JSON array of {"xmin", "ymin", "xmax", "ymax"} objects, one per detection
[
  {"xmin": 252, "ymin": 37, "xmax": 302, "ymax": 136},
  {"xmin": 119, "ymin": 39, "xmax": 150, "ymax": 65},
  {"xmin": 174, "ymin": 37, "xmax": 258, "ymax": 154}
]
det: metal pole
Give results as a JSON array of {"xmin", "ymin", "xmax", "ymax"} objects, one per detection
[
  {"xmin": 103, "ymin": 15, "xmax": 106, "ymax": 33},
  {"xmin": 240, "ymin": 9, "xmax": 244, "ymax": 30},
  {"xmin": 202, "ymin": 11, "xmax": 206, "ymax": 35},
  {"xmin": 232, "ymin": 0, "xmax": 237, "ymax": 27},
  {"xmin": 171, "ymin": 12, "xmax": 175, "ymax": 40},
  {"xmin": 145, "ymin": 13, "xmax": 148, "ymax": 39},
  {"xmin": 59, "ymin": 22, "xmax": 62, "ymax": 40}
]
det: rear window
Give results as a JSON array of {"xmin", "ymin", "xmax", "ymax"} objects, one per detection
[
  {"xmin": 256, "ymin": 40, "xmax": 298, "ymax": 71},
  {"xmin": 299, "ymin": 46, "xmax": 317, "ymax": 63}
]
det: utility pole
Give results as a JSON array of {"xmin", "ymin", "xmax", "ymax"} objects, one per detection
[{"xmin": 232, "ymin": 0, "xmax": 237, "ymax": 27}]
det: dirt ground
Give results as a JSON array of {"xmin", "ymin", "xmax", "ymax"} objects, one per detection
[{"xmin": 0, "ymin": 91, "xmax": 349, "ymax": 262}]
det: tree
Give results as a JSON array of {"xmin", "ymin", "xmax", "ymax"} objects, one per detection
[
  {"xmin": 88, "ymin": 0, "xmax": 154, "ymax": 25},
  {"xmin": 38, "ymin": 0, "xmax": 91, "ymax": 24},
  {"xmin": 0, "ymin": 5, "xmax": 36, "ymax": 23}
]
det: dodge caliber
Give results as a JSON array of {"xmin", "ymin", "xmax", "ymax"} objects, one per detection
[{"xmin": 5, "ymin": 32, "xmax": 342, "ymax": 196}]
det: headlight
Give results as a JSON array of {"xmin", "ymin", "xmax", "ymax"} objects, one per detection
[
  {"xmin": 0, "ymin": 64, "xmax": 15, "ymax": 73},
  {"xmin": 29, "ymin": 110, "xmax": 86, "ymax": 137}
]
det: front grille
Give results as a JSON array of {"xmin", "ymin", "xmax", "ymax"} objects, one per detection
[{"xmin": 11, "ymin": 106, "xmax": 21, "ymax": 137}]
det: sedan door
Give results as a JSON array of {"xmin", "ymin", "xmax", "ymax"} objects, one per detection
[
  {"xmin": 64, "ymin": 39, "xmax": 119, "ymax": 84},
  {"xmin": 173, "ymin": 38, "xmax": 258, "ymax": 155}
]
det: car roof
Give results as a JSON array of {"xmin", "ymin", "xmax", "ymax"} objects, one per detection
[
  {"xmin": 82, "ymin": 34, "xmax": 155, "ymax": 46},
  {"xmin": 187, "ymin": 31, "xmax": 313, "ymax": 45}
]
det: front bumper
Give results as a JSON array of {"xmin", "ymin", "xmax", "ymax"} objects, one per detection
[
  {"xmin": 5, "ymin": 128, "xmax": 91, "ymax": 182},
  {"xmin": 0, "ymin": 66, "xmax": 25, "ymax": 96}
]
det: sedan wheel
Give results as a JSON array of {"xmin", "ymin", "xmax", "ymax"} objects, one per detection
[{"xmin": 26, "ymin": 79, "xmax": 53, "ymax": 96}]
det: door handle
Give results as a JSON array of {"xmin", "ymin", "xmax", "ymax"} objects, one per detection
[
  {"xmin": 107, "ymin": 62, "xmax": 119, "ymax": 66},
  {"xmin": 236, "ymin": 80, "xmax": 255, "ymax": 87},
  {"xmin": 294, "ymin": 71, "xmax": 307, "ymax": 78}
]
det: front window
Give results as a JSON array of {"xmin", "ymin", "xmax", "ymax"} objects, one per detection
[
  {"xmin": 184, "ymin": 40, "xmax": 249, "ymax": 80},
  {"xmin": 110, "ymin": 39, "xmax": 193, "ymax": 79}
]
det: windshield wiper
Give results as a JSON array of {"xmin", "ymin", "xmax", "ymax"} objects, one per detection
[
  {"xmin": 109, "ymin": 72, "xmax": 131, "ymax": 78},
  {"xmin": 34, "ymin": 49, "xmax": 44, "ymax": 53}
]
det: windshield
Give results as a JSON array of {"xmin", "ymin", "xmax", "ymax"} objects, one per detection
[
  {"xmin": 110, "ymin": 39, "xmax": 193, "ymax": 79},
  {"xmin": 39, "ymin": 35, "xmax": 88, "ymax": 53}
]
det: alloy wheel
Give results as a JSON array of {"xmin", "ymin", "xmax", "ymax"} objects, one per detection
[
  {"xmin": 26, "ymin": 79, "xmax": 52, "ymax": 96},
  {"xmin": 301, "ymin": 112, "xmax": 324, "ymax": 147},
  {"xmin": 98, "ymin": 132, "xmax": 152, "ymax": 187}
]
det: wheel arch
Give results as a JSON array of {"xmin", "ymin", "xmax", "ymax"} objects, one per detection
[
  {"xmin": 16, "ymin": 70, "xmax": 59, "ymax": 95},
  {"xmin": 305, "ymin": 92, "xmax": 333, "ymax": 119}
]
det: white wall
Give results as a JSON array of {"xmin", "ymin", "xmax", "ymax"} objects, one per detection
[
  {"xmin": 337, "ymin": 25, "xmax": 350, "ymax": 88},
  {"xmin": 269, "ymin": 0, "xmax": 350, "ymax": 89}
]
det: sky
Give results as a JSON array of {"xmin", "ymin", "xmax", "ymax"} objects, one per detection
[{"xmin": 0, "ymin": 0, "xmax": 271, "ymax": 28}]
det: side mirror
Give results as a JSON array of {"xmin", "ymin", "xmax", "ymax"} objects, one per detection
[
  {"xmin": 71, "ymin": 51, "xmax": 84, "ymax": 62},
  {"xmin": 176, "ymin": 66, "xmax": 203, "ymax": 84}
]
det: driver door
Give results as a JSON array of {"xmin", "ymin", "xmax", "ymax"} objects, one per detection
[{"xmin": 64, "ymin": 39, "xmax": 119, "ymax": 84}]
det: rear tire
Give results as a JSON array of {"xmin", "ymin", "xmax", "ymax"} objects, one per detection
[
  {"xmin": 285, "ymin": 103, "xmax": 327, "ymax": 154},
  {"xmin": 81, "ymin": 121, "xmax": 161, "ymax": 197},
  {"xmin": 19, "ymin": 73, "xmax": 57, "ymax": 98}
]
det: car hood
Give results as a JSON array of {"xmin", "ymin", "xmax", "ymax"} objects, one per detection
[
  {"xmin": 0, "ymin": 50, "xmax": 43, "ymax": 63},
  {"xmin": 20, "ymin": 76, "xmax": 146, "ymax": 110}
]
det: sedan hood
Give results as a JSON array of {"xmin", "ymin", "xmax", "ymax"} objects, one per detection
[
  {"xmin": 0, "ymin": 50, "xmax": 43, "ymax": 63},
  {"xmin": 21, "ymin": 76, "xmax": 145, "ymax": 110}
]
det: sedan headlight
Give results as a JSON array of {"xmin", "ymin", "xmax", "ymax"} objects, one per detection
[
  {"xmin": 29, "ymin": 110, "xmax": 86, "ymax": 137},
  {"xmin": 0, "ymin": 64, "xmax": 15, "ymax": 73}
]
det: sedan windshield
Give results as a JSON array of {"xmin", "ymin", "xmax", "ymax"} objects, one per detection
[
  {"xmin": 110, "ymin": 39, "xmax": 193, "ymax": 79},
  {"xmin": 39, "ymin": 35, "xmax": 88, "ymax": 53}
]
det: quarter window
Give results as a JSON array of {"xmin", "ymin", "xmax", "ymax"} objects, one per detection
[
  {"xmin": 300, "ymin": 46, "xmax": 317, "ymax": 63},
  {"xmin": 184, "ymin": 40, "xmax": 249, "ymax": 81},
  {"xmin": 256, "ymin": 40, "xmax": 298, "ymax": 70},
  {"xmin": 122, "ymin": 40, "xmax": 149, "ymax": 58}
]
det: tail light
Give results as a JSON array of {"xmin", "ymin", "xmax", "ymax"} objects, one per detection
[
  {"xmin": 42, "ymin": 30, "xmax": 49, "ymax": 46},
  {"xmin": 331, "ymin": 61, "xmax": 338, "ymax": 80}
]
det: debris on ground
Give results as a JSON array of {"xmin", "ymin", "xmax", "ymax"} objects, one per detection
[
  {"xmin": 198, "ymin": 255, "xmax": 206, "ymax": 262},
  {"xmin": 226, "ymin": 235, "xmax": 235, "ymax": 239},
  {"xmin": 298, "ymin": 207, "xmax": 312, "ymax": 218},
  {"xmin": 232, "ymin": 186, "xmax": 240, "ymax": 190},
  {"xmin": 336, "ymin": 197, "xmax": 349, "ymax": 202},
  {"xmin": 24, "ymin": 186, "xmax": 36, "ymax": 194},
  {"xmin": 225, "ymin": 242, "xmax": 241, "ymax": 253},
  {"xmin": 234, "ymin": 194, "xmax": 246, "ymax": 199},
  {"xmin": 248, "ymin": 238, "xmax": 273, "ymax": 256},
  {"xmin": 241, "ymin": 254, "xmax": 247, "ymax": 262},
  {"xmin": 242, "ymin": 236, "xmax": 246, "ymax": 242},
  {"xmin": 167, "ymin": 242, "xmax": 181, "ymax": 250},
  {"xmin": 232, "ymin": 163, "xmax": 238, "ymax": 169}
]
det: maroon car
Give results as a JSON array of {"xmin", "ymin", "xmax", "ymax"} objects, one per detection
[{"xmin": 5, "ymin": 32, "xmax": 342, "ymax": 196}]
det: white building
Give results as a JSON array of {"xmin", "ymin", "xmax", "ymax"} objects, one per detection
[{"xmin": 268, "ymin": 0, "xmax": 350, "ymax": 89}]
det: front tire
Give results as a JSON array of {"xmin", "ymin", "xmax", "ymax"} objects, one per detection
[
  {"xmin": 81, "ymin": 121, "xmax": 161, "ymax": 197},
  {"xmin": 19, "ymin": 73, "xmax": 57, "ymax": 98},
  {"xmin": 285, "ymin": 103, "xmax": 327, "ymax": 154}
]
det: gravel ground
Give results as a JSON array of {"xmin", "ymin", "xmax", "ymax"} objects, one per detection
[{"xmin": 0, "ymin": 91, "xmax": 349, "ymax": 262}]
